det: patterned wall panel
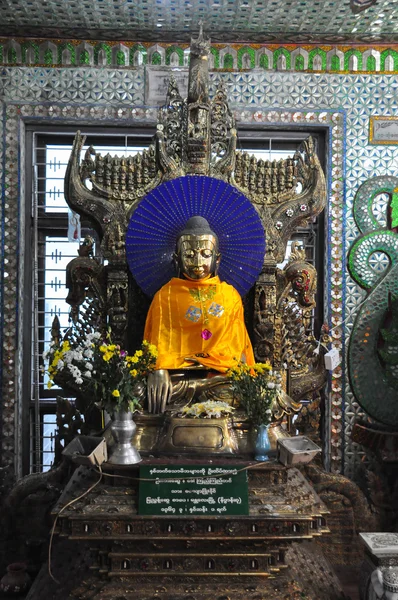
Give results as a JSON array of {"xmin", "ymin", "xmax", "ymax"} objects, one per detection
[{"xmin": 1, "ymin": 62, "xmax": 398, "ymax": 481}]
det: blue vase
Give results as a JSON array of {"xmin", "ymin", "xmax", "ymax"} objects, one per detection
[{"xmin": 255, "ymin": 424, "xmax": 271, "ymax": 461}]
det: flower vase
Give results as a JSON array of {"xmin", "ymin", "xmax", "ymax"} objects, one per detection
[
  {"xmin": 255, "ymin": 423, "xmax": 271, "ymax": 461},
  {"xmin": 108, "ymin": 410, "xmax": 142, "ymax": 465},
  {"xmin": 0, "ymin": 563, "xmax": 31, "ymax": 595}
]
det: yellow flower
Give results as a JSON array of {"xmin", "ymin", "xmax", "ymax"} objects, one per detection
[
  {"xmin": 103, "ymin": 353, "xmax": 112, "ymax": 362},
  {"xmin": 143, "ymin": 340, "xmax": 158, "ymax": 356},
  {"xmin": 108, "ymin": 344, "xmax": 116, "ymax": 351},
  {"xmin": 253, "ymin": 362, "xmax": 270, "ymax": 372},
  {"xmin": 47, "ymin": 381, "xmax": 53, "ymax": 389},
  {"xmin": 135, "ymin": 350, "xmax": 143, "ymax": 357},
  {"xmin": 99, "ymin": 345, "xmax": 107, "ymax": 353},
  {"xmin": 130, "ymin": 369, "xmax": 138, "ymax": 377},
  {"xmin": 112, "ymin": 389, "xmax": 120, "ymax": 397},
  {"xmin": 50, "ymin": 348, "xmax": 64, "ymax": 368},
  {"xmin": 148, "ymin": 344, "xmax": 158, "ymax": 357},
  {"xmin": 130, "ymin": 355, "xmax": 139, "ymax": 364}
]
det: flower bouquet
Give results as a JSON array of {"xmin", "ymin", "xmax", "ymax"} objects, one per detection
[
  {"xmin": 228, "ymin": 362, "xmax": 283, "ymax": 461},
  {"xmin": 227, "ymin": 362, "xmax": 282, "ymax": 427},
  {"xmin": 179, "ymin": 400, "xmax": 235, "ymax": 419},
  {"xmin": 45, "ymin": 331, "xmax": 158, "ymax": 417}
]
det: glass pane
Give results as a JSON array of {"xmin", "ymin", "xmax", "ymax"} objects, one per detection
[
  {"xmin": 250, "ymin": 148, "xmax": 295, "ymax": 162},
  {"xmin": 42, "ymin": 413, "xmax": 57, "ymax": 472},
  {"xmin": 30, "ymin": 411, "xmax": 57, "ymax": 473}
]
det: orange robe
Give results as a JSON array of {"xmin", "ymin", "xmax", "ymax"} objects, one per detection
[{"xmin": 144, "ymin": 276, "xmax": 254, "ymax": 372}]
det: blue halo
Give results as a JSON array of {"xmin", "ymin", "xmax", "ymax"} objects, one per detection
[{"xmin": 126, "ymin": 175, "xmax": 265, "ymax": 297}]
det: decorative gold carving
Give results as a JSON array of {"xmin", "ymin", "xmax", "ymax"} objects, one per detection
[{"xmin": 158, "ymin": 75, "xmax": 184, "ymax": 163}]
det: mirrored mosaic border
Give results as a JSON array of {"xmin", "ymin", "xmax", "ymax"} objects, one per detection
[
  {"xmin": 1, "ymin": 38, "xmax": 398, "ymax": 74},
  {"xmin": 1, "ymin": 66, "xmax": 398, "ymax": 480}
]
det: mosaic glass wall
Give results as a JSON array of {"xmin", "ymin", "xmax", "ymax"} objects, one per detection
[{"xmin": 1, "ymin": 40, "xmax": 398, "ymax": 481}]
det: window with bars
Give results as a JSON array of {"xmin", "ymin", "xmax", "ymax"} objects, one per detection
[
  {"xmin": 25, "ymin": 128, "xmax": 154, "ymax": 473},
  {"xmin": 24, "ymin": 126, "xmax": 325, "ymax": 474}
]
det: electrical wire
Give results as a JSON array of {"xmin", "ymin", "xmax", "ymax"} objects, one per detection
[{"xmin": 48, "ymin": 465, "xmax": 103, "ymax": 584}]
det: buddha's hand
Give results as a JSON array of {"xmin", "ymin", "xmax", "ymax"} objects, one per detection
[
  {"xmin": 147, "ymin": 369, "xmax": 172, "ymax": 414},
  {"xmin": 184, "ymin": 357, "xmax": 205, "ymax": 368}
]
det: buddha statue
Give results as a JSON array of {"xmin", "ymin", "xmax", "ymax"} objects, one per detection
[{"xmin": 145, "ymin": 216, "xmax": 255, "ymax": 414}]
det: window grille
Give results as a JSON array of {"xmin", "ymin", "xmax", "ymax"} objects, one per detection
[{"xmin": 28, "ymin": 130, "xmax": 153, "ymax": 473}]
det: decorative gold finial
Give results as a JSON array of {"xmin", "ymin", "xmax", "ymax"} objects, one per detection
[
  {"xmin": 198, "ymin": 20, "xmax": 204, "ymax": 39},
  {"xmin": 190, "ymin": 21, "xmax": 210, "ymax": 57}
]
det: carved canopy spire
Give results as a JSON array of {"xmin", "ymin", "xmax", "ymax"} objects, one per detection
[{"xmin": 188, "ymin": 20, "xmax": 210, "ymax": 104}]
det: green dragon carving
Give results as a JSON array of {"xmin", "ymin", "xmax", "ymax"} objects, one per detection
[{"xmin": 348, "ymin": 175, "xmax": 398, "ymax": 426}]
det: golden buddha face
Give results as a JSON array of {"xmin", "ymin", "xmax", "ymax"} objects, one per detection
[{"xmin": 176, "ymin": 234, "xmax": 220, "ymax": 280}]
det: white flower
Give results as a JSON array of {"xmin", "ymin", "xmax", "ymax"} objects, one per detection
[
  {"xmin": 85, "ymin": 362, "xmax": 93, "ymax": 370},
  {"xmin": 182, "ymin": 400, "xmax": 234, "ymax": 418},
  {"xmin": 266, "ymin": 408, "xmax": 272, "ymax": 414},
  {"xmin": 84, "ymin": 349, "xmax": 93, "ymax": 359},
  {"xmin": 85, "ymin": 331, "xmax": 100, "ymax": 343},
  {"xmin": 84, "ymin": 371, "xmax": 92, "ymax": 378},
  {"xmin": 68, "ymin": 364, "xmax": 82, "ymax": 380},
  {"xmin": 57, "ymin": 359, "xmax": 65, "ymax": 370},
  {"xmin": 75, "ymin": 377, "xmax": 83, "ymax": 385},
  {"xmin": 63, "ymin": 352, "xmax": 73, "ymax": 364},
  {"xmin": 267, "ymin": 382, "xmax": 275, "ymax": 389}
]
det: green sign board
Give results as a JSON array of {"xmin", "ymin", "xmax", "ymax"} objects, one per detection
[{"xmin": 139, "ymin": 464, "xmax": 249, "ymax": 516}]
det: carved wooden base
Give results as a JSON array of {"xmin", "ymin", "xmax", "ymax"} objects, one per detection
[
  {"xmin": 25, "ymin": 459, "xmax": 345, "ymax": 600},
  {"xmin": 27, "ymin": 540, "xmax": 347, "ymax": 600}
]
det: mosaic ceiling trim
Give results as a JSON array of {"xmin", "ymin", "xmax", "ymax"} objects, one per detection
[
  {"xmin": 0, "ymin": 0, "xmax": 397, "ymax": 44},
  {"xmin": 2, "ymin": 39, "xmax": 398, "ymax": 74},
  {"xmin": 1, "ymin": 66, "xmax": 398, "ymax": 481}
]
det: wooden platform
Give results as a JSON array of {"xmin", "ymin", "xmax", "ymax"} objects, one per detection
[{"xmin": 25, "ymin": 458, "xmax": 348, "ymax": 600}]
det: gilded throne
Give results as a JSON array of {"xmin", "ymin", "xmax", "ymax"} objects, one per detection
[{"xmin": 61, "ymin": 27, "xmax": 328, "ymax": 452}]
